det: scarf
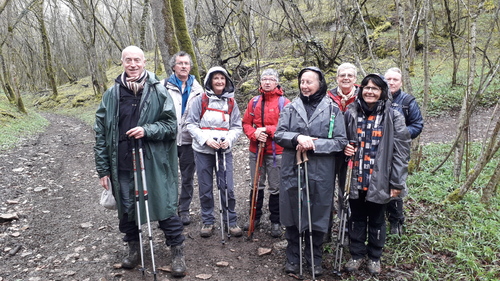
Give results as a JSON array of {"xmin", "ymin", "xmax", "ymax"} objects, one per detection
[
  {"xmin": 354, "ymin": 99, "xmax": 385, "ymax": 191},
  {"xmin": 121, "ymin": 71, "xmax": 147, "ymax": 96},
  {"xmin": 168, "ymin": 74, "xmax": 194, "ymax": 115},
  {"xmin": 300, "ymin": 90, "xmax": 325, "ymax": 119},
  {"xmin": 337, "ymin": 86, "xmax": 357, "ymax": 109}
]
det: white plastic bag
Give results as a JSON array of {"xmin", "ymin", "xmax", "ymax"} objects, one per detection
[{"xmin": 100, "ymin": 178, "xmax": 116, "ymax": 210}]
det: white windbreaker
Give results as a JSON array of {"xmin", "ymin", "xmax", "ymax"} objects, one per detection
[{"xmin": 185, "ymin": 67, "xmax": 242, "ymax": 154}]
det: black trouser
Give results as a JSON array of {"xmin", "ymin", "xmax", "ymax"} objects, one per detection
[
  {"xmin": 177, "ymin": 144, "xmax": 196, "ymax": 215},
  {"xmin": 118, "ymin": 170, "xmax": 184, "ymax": 246},
  {"xmin": 248, "ymin": 189, "xmax": 280, "ymax": 224},
  {"xmin": 348, "ymin": 192, "xmax": 387, "ymax": 261},
  {"xmin": 119, "ymin": 214, "xmax": 185, "ymax": 247},
  {"xmin": 285, "ymin": 225, "xmax": 324, "ymax": 267},
  {"xmin": 386, "ymin": 197, "xmax": 404, "ymax": 225}
]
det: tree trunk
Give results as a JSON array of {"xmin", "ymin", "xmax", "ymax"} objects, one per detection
[
  {"xmin": 151, "ymin": 0, "xmax": 179, "ymax": 76},
  {"xmin": 67, "ymin": 0, "xmax": 108, "ymax": 95},
  {"xmin": 421, "ymin": 0, "xmax": 430, "ymax": 120},
  {"xmin": 208, "ymin": 0, "xmax": 223, "ymax": 66},
  {"xmin": 481, "ymin": 160, "xmax": 500, "ymax": 204},
  {"xmin": 448, "ymin": 117, "xmax": 500, "ymax": 202},
  {"xmin": 0, "ymin": 51, "xmax": 16, "ymax": 103},
  {"xmin": 35, "ymin": 0, "xmax": 58, "ymax": 99},
  {"xmin": 171, "ymin": 0, "xmax": 201, "ymax": 81},
  {"xmin": 139, "ymin": 0, "xmax": 150, "ymax": 49}
]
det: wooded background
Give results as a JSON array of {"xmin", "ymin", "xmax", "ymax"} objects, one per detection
[{"xmin": 0, "ymin": 0, "xmax": 499, "ymax": 201}]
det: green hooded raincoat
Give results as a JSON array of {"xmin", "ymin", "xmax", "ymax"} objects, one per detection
[{"xmin": 94, "ymin": 71, "xmax": 178, "ymax": 223}]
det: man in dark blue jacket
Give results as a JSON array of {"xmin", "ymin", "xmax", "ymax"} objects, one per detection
[{"xmin": 384, "ymin": 67, "xmax": 424, "ymax": 235}]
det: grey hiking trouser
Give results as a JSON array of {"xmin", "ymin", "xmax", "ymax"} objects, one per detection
[
  {"xmin": 248, "ymin": 152, "xmax": 282, "ymax": 223},
  {"xmin": 248, "ymin": 152, "xmax": 282, "ymax": 195},
  {"xmin": 177, "ymin": 144, "xmax": 196, "ymax": 215},
  {"xmin": 195, "ymin": 151, "xmax": 237, "ymax": 226}
]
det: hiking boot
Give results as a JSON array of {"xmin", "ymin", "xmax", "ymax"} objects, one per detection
[
  {"xmin": 270, "ymin": 223, "xmax": 282, "ymax": 238},
  {"xmin": 180, "ymin": 213, "xmax": 191, "ymax": 225},
  {"xmin": 229, "ymin": 225, "xmax": 243, "ymax": 237},
  {"xmin": 367, "ymin": 259, "xmax": 381, "ymax": 275},
  {"xmin": 345, "ymin": 258, "xmax": 363, "ymax": 272},
  {"xmin": 171, "ymin": 244, "xmax": 186, "ymax": 277},
  {"xmin": 200, "ymin": 224, "xmax": 214, "ymax": 237},
  {"xmin": 390, "ymin": 223, "xmax": 402, "ymax": 235},
  {"xmin": 310, "ymin": 265, "xmax": 323, "ymax": 277},
  {"xmin": 122, "ymin": 240, "xmax": 140, "ymax": 269},
  {"xmin": 284, "ymin": 261, "xmax": 299, "ymax": 274},
  {"xmin": 242, "ymin": 219, "xmax": 260, "ymax": 231}
]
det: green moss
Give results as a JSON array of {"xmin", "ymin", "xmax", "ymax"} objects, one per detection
[
  {"xmin": 283, "ymin": 66, "xmax": 298, "ymax": 81},
  {"xmin": 239, "ymin": 80, "xmax": 257, "ymax": 96}
]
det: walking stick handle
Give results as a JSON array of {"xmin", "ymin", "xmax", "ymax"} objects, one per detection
[
  {"xmin": 296, "ymin": 150, "xmax": 302, "ymax": 165},
  {"xmin": 301, "ymin": 150, "xmax": 308, "ymax": 162}
]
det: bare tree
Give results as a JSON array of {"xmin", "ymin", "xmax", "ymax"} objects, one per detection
[
  {"xmin": 64, "ymin": 0, "xmax": 108, "ymax": 95},
  {"xmin": 34, "ymin": 0, "xmax": 58, "ymax": 98}
]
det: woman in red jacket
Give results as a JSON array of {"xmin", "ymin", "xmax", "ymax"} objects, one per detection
[{"xmin": 242, "ymin": 69, "xmax": 290, "ymax": 238}]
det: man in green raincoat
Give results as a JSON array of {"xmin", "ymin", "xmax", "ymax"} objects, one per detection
[{"xmin": 94, "ymin": 46, "xmax": 186, "ymax": 277}]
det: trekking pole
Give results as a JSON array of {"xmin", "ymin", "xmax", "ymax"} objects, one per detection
[
  {"xmin": 213, "ymin": 137, "xmax": 226, "ymax": 245},
  {"xmin": 137, "ymin": 138, "xmax": 157, "ymax": 281},
  {"xmin": 131, "ymin": 140, "xmax": 146, "ymax": 276},
  {"xmin": 248, "ymin": 141, "xmax": 265, "ymax": 238},
  {"xmin": 333, "ymin": 155, "xmax": 354, "ymax": 276},
  {"xmin": 301, "ymin": 150, "xmax": 315, "ymax": 280},
  {"xmin": 220, "ymin": 137, "xmax": 231, "ymax": 241},
  {"xmin": 295, "ymin": 150, "xmax": 304, "ymax": 279}
]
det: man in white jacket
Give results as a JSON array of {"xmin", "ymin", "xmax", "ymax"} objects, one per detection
[{"xmin": 162, "ymin": 51, "xmax": 204, "ymax": 225}]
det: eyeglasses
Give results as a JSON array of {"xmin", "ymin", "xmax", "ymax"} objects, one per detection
[
  {"xmin": 363, "ymin": 86, "xmax": 381, "ymax": 92},
  {"xmin": 338, "ymin": 73, "xmax": 355, "ymax": 78},
  {"xmin": 175, "ymin": 62, "xmax": 190, "ymax": 66},
  {"xmin": 261, "ymin": 78, "xmax": 277, "ymax": 83}
]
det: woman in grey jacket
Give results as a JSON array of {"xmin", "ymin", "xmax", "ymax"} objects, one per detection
[
  {"xmin": 185, "ymin": 66, "xmax": 243, "ymax": 238},
  {"xmin": 275, "ymin": 67, "xmax": 347, "ymax": 277},
  {"xmin": 343, "ymin": 74, "xmax": 411, "ymax": 275}
]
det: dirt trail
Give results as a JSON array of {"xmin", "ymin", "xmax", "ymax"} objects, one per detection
[{"xmin": 0, "ymin": 107, "xmax": 496, "ymax": 281}]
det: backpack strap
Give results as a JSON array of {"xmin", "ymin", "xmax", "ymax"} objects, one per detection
[
  {"xmin": 251, "ymin": 95, "xmax": 261, "ymax": 113},
  {"xmin": 200, "ymin": 92, "xmax": 235, "ymax": 125},
  {"xmin": 200, "ymin": 92, "xmax": 209, "ymax": 119},
  {"xmin": 401, "ymin": 94, "xmax": 415, "ymax": 118},
  {"xmin": 251, "ymin": 95, "xmax": 285, "ymax": 112},
  {"xmin": 278, "ymin": 95, "xmax": 285, "ymax": 111}
]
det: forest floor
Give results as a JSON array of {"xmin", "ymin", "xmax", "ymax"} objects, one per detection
[{"xmin": 0, "ymin": 107, "xmax": 496, "ymax": 281}]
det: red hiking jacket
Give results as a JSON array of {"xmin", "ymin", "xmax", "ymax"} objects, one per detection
[{"xmin": 242, "ymin": 86, "xmax": 290, "ymax": 154}]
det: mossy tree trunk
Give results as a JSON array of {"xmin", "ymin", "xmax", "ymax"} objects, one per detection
[
  {"xmin": 151, "ymin": 0, "xmax": 179, "ymax": 77},
  {"xmin": 0, "ymin": 51, "xmax": 16, "ymax": 104},
  {"xmin": 171, "ymin": 0, "xmax": 201, "ymax": 81}
]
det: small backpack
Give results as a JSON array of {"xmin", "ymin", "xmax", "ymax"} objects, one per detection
[{"xmin": 392, "ymin": 93, "xmax": 415, "ymax": 122}]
